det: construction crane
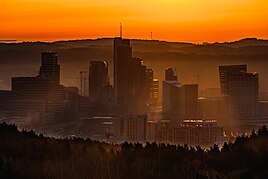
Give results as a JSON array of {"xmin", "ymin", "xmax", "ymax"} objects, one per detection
[{"xmin": 65, "ymin": 71, "xmax": 88, "ymax": 96}]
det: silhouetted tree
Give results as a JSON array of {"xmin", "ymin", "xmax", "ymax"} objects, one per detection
[{"xmin": 1, "ymin": 123, "xmax": 268, "ymax": 178}]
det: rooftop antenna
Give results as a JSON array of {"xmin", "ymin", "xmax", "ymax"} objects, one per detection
[{"xmin": 120, "ymin": 23, "xmax": 122, "ymax": 38}]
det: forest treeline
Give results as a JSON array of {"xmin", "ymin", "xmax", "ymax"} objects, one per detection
[{"xmin": 1, "ymin": 122, "xmax": 268, "ymax": 179}]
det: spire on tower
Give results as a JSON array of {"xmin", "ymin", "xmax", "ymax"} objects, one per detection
[{"xmin": 120, "ymin": 23, "xmax": 122, "ymax": 38}]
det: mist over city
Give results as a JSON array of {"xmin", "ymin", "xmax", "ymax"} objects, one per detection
[{"xmin": 1, "ymin": 0, "xmax": 268, "ymax": 178}]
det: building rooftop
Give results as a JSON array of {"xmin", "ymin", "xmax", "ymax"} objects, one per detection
[
  {"xmin": 164, "ymin": 80, "xmax": 182, "ymax": 88},
  {"xmin": 183, "ymin": 119, "xmax": 217, "ymax": 123}
]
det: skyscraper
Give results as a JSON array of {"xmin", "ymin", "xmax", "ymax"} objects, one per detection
[
  {"xmin": 219, "ymin": 65, "xmax": 259, "ymax": 116},
  {"xmin": 114, "ymin": 37, "xmax": 132, "ymax": 106},
  {"xmin": 219, "ymin": 65, "xmax": 247, "ymax": 95},
  {"xmin": 39, "ymin": 52, "xmax": 60, "ymax": 85},
  {"xmin": 152, "ymin": 79, "xmax": 159, "ymax": 105},
  {"xmin": 88, "ymin": 61, "xmax": 108, "ymax": 101},
  {"xmin": 146, "ymin": 69, "xmax": 159, "ymax": 105},
  {"xmin": 113, "ymin": 37, "xmax": 150, "ymax": 113},
  {"xmin": 163, "ymin": 67, "xmax": 198, "ymax": 119},
  {"xmin": 165, "ymin": 67, "xmax": 177, "ymax": 81},
  {"xmin": 10, "ymin": 52, "xmax": 77, "ymax": 125}
]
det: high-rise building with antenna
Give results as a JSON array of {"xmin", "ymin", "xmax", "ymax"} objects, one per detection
[
  {"xmin": 114, "ymin": 37, "xmax": 132, "ymax": 107},
  {"xmin": 113, "ymin": 37, "xmax": 152, "ymax": 113}
]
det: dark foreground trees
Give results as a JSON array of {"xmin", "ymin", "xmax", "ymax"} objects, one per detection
[{"xmin": 1, "ymin": 123, "xmax": 268, "ymax": 179}]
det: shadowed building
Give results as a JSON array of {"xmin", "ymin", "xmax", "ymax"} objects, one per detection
[
  {"xmin": 114, "ymin": 114, "xmax": 148, "ymax": 142},
  {"xmin": 9, "ymin": 52, "xmax": 79, "ymax": 126},
  {"xmin": 39, "ymin": 52, "xmax": 60, "ymax": 85},
  {"xmin": 12, "ymin": 77, "xmax": 51, "ymax": 100},
  {"xmin": 146, "ymin": 69, "xmax": 159, "ymax": 106},
  {"xmin": 163, "ymin": 67, "xmax": 198, "ymax": 120},
  {"xmin": 219, "ymin": 65, "xmax": 259, "ymax": 117},
  {"xmin": 114, "ymin": 37, "xmax": 132, "ymax": 107},
  {"xmin": 146, "ymin": 69, "xmax": 154, "ymax": 103},
  {"xmin": 88, "ymin": 61, "xmax": 108, "ymax": 101},
  {"xmin": 156, "ymin": 119, "xmax": 223, "ymax": 145},
  {"xmin": 152, "ymin": 79, "xmax": 159, "ymax": 105},
  {"xmin": 165, "ymin": 67, "xmax": 177, "ymax": 81},
  {"xmin": 113, "ymin": 38, "xmax": 152, "ymax": 113},
  {"xmin": 219, "ymin": 65, "xmax": 247, "ymax": 95}
]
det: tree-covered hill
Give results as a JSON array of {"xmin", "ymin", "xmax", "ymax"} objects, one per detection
[{"xmin": 1, "ymin": 122, "xmax": 268, "ymax": 178}]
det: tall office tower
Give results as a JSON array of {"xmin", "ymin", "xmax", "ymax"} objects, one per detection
[
  {"xmin": 163, "ymin": 67, "xmax": 198, "ymax": 119},
  {"xmin": 219, "ymin": 65, "xmax": 259, "ymax": 116},
  {"xmin": 114, "ymin": 37, "xmax": 132, "ymax": 106},
  {"xmin": 130, "ymin": 58, "xmax": 148, "ymax": 112},
  {"xmin": 39, "ymin": 52, "xmax": 60, "ymax": 85},
  {"xmin": 165, "ymin": 67, "xmax": 178, "ymax": 81},
  {"xmin": 178, "ymin": 84, "xmax": 198, "ymax": 118},
  {"xmin": 219, "ymin": 65, "xmax": 247, "ymax": 95},
  {"xmin": 146, "ymin": 68, "xmax": 159, "ymax": 105},
  {"xmin": 88, "ymin": 61, "xmax": 108, "ymax": 101},
  {"xmin": 152, "ymin": 79, "xmax": 159, "ymax": 105},
  {"xmin": 11, "ymin": 52, "xmax": 76, "ymax": 124},
  {"xmin": 146, "ymin": 69, "xmax": 154, "ymax": 100},
  {"xmin": 114, "ymin": 37, "xmax": 150, "ymax": 113}
]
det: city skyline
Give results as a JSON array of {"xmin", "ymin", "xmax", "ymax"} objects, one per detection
[
  {"xmin": 1, "ymin": 37, "xmax": 268, "ymax": 178},
  {"xmin": 1, "ymin": 37, "xmax": 268, "ymax": 92},
  {"xmin": 1, "ymin": 0, "xmax": 268, "ymax": 42},
  {"xmin": 1, "ymin": 1, "xmax": 268, "ymax": 178}
]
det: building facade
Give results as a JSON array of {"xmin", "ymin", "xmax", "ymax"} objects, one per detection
[
  {"xmin": 219, "ymin": 65, "xmax": 259, "ymax": 117},
  {"xmin": 88, "ymin": 61, "xmax": 108, "ymax": 101},
  {"xmin": 162, "ymin": 67, "xmax": 198, "ymax": 119},
  {"xmin": 113, "ymin": 38, "xmax": 153, "ymax": 113}
]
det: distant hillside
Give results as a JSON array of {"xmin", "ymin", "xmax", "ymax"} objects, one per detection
[
  {"xmin": 1, "ymin": 38, "xmax": 268, "ymax": 92},
  {"xmin": 222, "ymin": 38, "xmax": 268, "ymax": 47}
]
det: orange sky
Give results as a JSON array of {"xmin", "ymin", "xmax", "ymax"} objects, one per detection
[{"xmin": 1, "ymin": 0, "xmax": 268, "ymax": 43}]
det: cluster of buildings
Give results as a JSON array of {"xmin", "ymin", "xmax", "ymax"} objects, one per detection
[
  {"xmin": 0, "ymin": 37, "xmax": 162, "ymax": 142},
  {"xmin": 0, "ymin": 52, "xmax": 80, "ymax": 129},
  {"xmin": 87, "ymin": 38, "xmax": 160, "ymax": 115},
  {"xmin": 163, "ymin": 63, "xmax": 268, "ymax": 126},
  {"xmin": 5, "ymin": 37, "xmax": 268, "ymax": 144},
  {"xmin": 199, "ymin": 64, "xmax": 268, "ymax": 128},
  {"xmin": 114, "ymin": 38, "xmax": 161, "ymax": 113}
]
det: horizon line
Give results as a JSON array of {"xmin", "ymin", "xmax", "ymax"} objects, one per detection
[{"xmin": 0, "ymin": 36, "xmax": 267, "ymax": 45}]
